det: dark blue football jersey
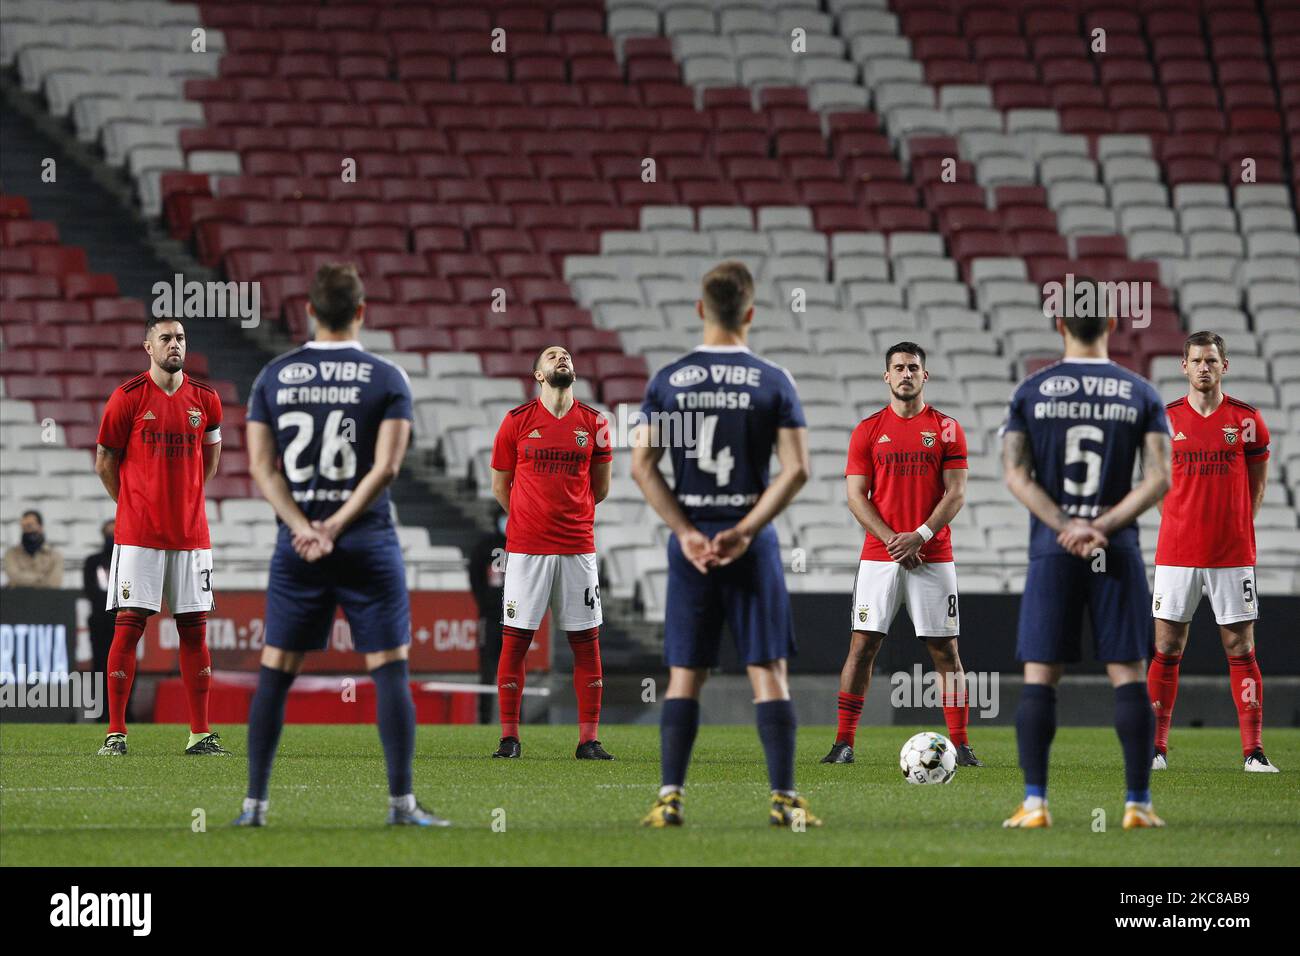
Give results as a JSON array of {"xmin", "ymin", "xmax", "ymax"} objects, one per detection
[
  {"xmin": 640, "ymin": 344, "xmax": 806, "ymax": 523},
  {"xmin": 1001, "ymin": 358, "xmax": 1170, "ymax": 556},
  {"xmin": 247, "ymin": 341, "xmax": 414, "ymax": 532}
]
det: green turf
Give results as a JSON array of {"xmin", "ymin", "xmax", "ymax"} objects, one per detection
[{"xmin": 1, "ymin": 723, "xmax": 1296, "ymax": 866}]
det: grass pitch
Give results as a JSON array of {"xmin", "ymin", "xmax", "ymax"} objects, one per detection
[{"xmin": 1, "ymin": 723, "xmax": 1296, "ymax": 866}]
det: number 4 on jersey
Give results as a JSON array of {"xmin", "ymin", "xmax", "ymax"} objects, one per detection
[{"xmin": 696, "ymin": 414, "xmax": 734, "ymax": 486}]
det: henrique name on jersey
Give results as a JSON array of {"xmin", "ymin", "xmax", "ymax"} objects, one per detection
[{"xmin": 274, "ymin": 359, "xmax": 373, "ymax": 406}]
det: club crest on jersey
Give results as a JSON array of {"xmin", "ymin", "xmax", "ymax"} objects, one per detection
[
  {"xmin": 121, "ymin": 581, "xmax": 131, "ymax": 601},
  {"xmin": 857, "ymin": 604, "xmax": 869, "ymax": 624},
  {"xmin": 505, "ymin": 600, "xmax": 517, "ymax": 620},
  {"xmin": 920, "ymin": 431, "xmax": 937, "ymax": 447},
  {"xmin": 1222, "ymin": 426, "xmax": 1239, "ymax": 445},
  {"xmin": 574, "ymin": 429, "xmax": 589, "ymax": 448},
  {"xmin": 187, "ymin": 407, "xmax": 202, "ymax": 428}
]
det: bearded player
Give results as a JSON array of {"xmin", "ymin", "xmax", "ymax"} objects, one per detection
[
  {"xmin": 1000, "ymin": 302, "xmax": 1171, "ymax": 830},
  {"xmin": 821, "ymin": 342, "xmax": 981, "ymax": 768},
  {"xmin": 94, "ymin": 316, "xmax": 228, "ymax": 756},
  {"xmin": 1149, "ymin": 331, "xmax": 1278, "ymax": 773},
  {"xmin": 489, "ymin": 345, "xmax": 613, "ymax": 760}
]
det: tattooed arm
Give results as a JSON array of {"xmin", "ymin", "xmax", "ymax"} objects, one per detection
[{"xmin": 1002, "ymin": 430, "xmax": 1107, "ymax": 558}]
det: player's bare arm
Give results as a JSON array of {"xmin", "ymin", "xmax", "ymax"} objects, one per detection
[
  {"xmin": 491, "ymin": 467, "xmax": 513, "ymax": 514},
  {"xmin": 630, "ymin": 424, "xmax": 713, "ymax": 574},
  {"xmin": 318, "ymin": 418, "xmax": 412, "ymax": 542},
  {"xmin": 202, "ymin": 439, "xmax": 221, "ymax": 483},
  {"xmin": 1092, "ymin": 431, "xmax": 1172, "ymax": 540},
  {"xmin": 590, "ymin": 458, "xmax": 611, "ymax": 505},
  {"xmin": 1002, "ymin": 429, "xmax": 1105, "ymax": 557},
  {"xmin": 247, "ymin": 420, "xmax": 326, "ymax": 560},
  {"xmin": 888, "ymin": 467, "xmax": 967, "ymax": 568},
  {"xmin": 94, "ymin": 444, "xmax": 121, "ymax": 502},
  {"xmin": 846, "ymin": 472, "xmax": 898, "ymax": 552},
  {"xmin": 714, "ymin": 425, "xmax": 809, "ymax": 566},
  {"xmin": 1248, "ymin": 457, "xmax": 1268, "ymax": 519}
]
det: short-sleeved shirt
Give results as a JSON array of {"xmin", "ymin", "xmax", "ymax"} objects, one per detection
[
  {"xmin": 1156, "ymin": 395, "xmax": 1270, "ymax": 568},
  {"xmin": 247, "ymin": 341, "xmax": 413, "ymax": 534},
  {"xmin": 97, "ymin": 371, "xmax": 222, "ymax": 550},
  {"xmin": 845, "ymin": 404, "xmax": 968, "ymax": 563},
  {"xmin": 640, "ymin": 345, "xmax": 805, "ymax": 524},
  {"xmin": 491, "ymin": 397, "xmax": 611, "ymax": 555},
  {"xmin": 1001, "ymin": 358, "xmax": 1170, "ymax": 557}
]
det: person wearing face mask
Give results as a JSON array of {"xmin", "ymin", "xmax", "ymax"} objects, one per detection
[
  {"xmin": 469, "ymin": 506, "xmax": 509, "ymax": 723},
  {"xmin": 3, "ymin": 509, "xmax": 63, "ymax": 589},
  {"xmin": 83, "ymin": 520, "xmax": 119, "ymax": 719}
]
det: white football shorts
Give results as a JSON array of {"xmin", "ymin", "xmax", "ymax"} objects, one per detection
[
  {"xmin": 501, "ymin": 552, "xmax": 602, "ymax": 631},
  {"xmin": 1152, "ymin": 565, "xmax": 1258, "ymax": 625},
  {"xmin": 106, "ymin": 544, "xmax": 215, "ymax": 615},
  {"xmin": 850, "ymin": 560, "xmax": 960, "ymax": 638}
]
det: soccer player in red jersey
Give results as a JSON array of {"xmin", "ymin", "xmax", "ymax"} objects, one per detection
[
  {"xmin": 822, "ymin": 342, "xmax": 981, "ymax": 767},
  {"xmin": 1149, "ymin": 331, "xmax": 1278, "ymax": 773},
  {"xmin": 489, "ymin": 345, "xmax": 613, "ymax": 759},
  {"xmin": 93, "ymin": 317, "xmax": 227, "ymax": 756}
]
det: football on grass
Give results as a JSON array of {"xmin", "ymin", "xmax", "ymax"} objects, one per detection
[{"xmin": 900, "ymin": 732, "xmax": 957, "ymax": 785}]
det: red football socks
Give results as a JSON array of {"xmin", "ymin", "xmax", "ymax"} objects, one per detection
[
  {"xmin": 175, "ymin": 611, "xmax": 212, "ymax": 735},
  {"xmin": 1227, "ymin": 650, "xmax": 1264, "ymax": 756},
  {"xmin": 941, "ymin": 679, "xmax": 970, "ymax": 747},
  {"xmin": 1148, "ymin": 650, "xmax": 1181, "ymax": 752},
  {"xmin": 568, "ymin": 627, "xmax": 603, "ymax": 743},
  {"xmin": 496, "ymin": 625, "xmax": 533, "ymax": 739},
  {"xmin": 106, "ymin": 611, "xmax": 146, "ymax": 735},
  {"xmin": 835, "ymin": 691, "xmax": 864, "ymax": 746}
]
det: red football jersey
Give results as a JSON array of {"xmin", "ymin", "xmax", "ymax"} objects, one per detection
[
  {"xmin": 1156, "ymin": 394, "xmax": 1270, "ymax": 568},
  {"xmin": 491, "ymin": 398, "xmax": 612, "ymax": 555},
  {"xmin": 845, "ymin": 404, "xmax": 968, "ymax": 563},
  {"xmin": 97, "ymin": 372, "xmax": 222, "ymax": 550}
]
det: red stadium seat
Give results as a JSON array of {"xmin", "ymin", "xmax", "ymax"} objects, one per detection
[
  {"xmin": 0, "ymin": 220, "xmax": 58, "ymax": 246},
  {"xmin": 91, "ymin": 298, "xmax": 146, "ymax": 324},
  {"xmin": 0, "ymin": 275, "xmax": 60, "ymax": 299},
  {"xmin": 64, "ymin": 275, "xmax": 118, "ymax": 301},
  {"xmin": 393, "ymin": 328, "xmax": 454, "ymax": 352},
  {"xmin": 3, "ymin": 375, "xmax": 63, "ymax": 399}
]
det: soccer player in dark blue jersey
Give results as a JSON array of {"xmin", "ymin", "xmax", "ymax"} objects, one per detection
[
  {"xmin": 633, "ymin": 261, "xmax": 821, "ymax": 828},
  {"xmin": 234, "ymin": 263, "xmax": 449, "ymax": 827},
  {"xmin": 1000, "ymin": 299, "xmax": 1171, "ymax": 830}
]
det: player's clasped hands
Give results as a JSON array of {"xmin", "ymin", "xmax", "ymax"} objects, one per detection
[
  {"xmin": 884, "ymin": 531, "xmax": 925, "ymax": 570},
  {"xmin": 1057, "ymin": 518, "xmax": 1109, "ymax": 559},
  {"xmin": 291, "ymin": 521, "xmax": 336, "ymax": 563},
  {"xmin": 681, "ymin": 527, "xmax": 755, "ymax": 574}
]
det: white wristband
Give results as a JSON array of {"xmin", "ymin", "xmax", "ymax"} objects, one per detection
[{"xmin": 915, "ymin": 524, "xmax": 934, "ymax": 543}]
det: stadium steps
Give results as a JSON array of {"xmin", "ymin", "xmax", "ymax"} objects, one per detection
[
  {"xmin": 388, "ymin": 463, "xmax": 487, "ymax": 550},
  {"xmin": 0, "ymin": 69, "xmax": 485, "ymax": 569},
  {"xmin": 1, "ymin": 72, "xmax": 270, "ymax": 400}
]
